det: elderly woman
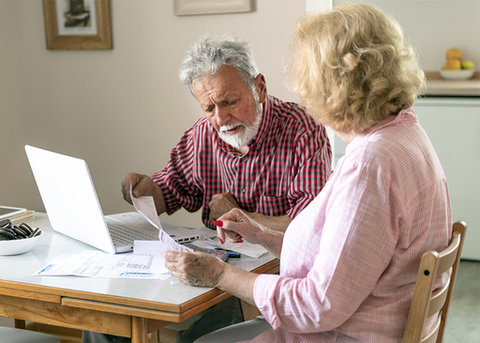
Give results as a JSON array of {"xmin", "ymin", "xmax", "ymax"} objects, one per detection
[{"xmin": 163, "ymin": 3, "xmax": 451, "ymax": 342}]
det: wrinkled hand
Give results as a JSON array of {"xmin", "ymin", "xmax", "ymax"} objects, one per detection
[
  {"xmin": 121, "ymin": 172, "xmax": 156, "ymax": 204},
  {"xmin": 208, "ymin": 193, "xmax": 240, "ymax": 222},
  {"xmin": 215, "ymin": 208, "xmax": 264, "ymax": 245},
  {"xmin": 162, "ymin": 251, "xmax": 226, "ymax": 287}
]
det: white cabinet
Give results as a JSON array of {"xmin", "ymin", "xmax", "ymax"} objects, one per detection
[{"xmin": 414, "ymin": 98, "xmax": 480, "ymax": 260}]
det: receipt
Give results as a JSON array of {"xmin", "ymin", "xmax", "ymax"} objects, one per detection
[{"xmin": 129, "ymin": 184, "xmax": 191, "ymax": 253}]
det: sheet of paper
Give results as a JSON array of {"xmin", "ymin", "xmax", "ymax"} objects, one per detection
[
  {"xmin": 34, "ymin": 251, "xmax": 169, "ymax": 279},
  {"xmin": 129, "ymin": 184, "xmax": 191, "ymax": 253},
  {"xmin": 129, "ymin": 184, "xmax": 164, "ymax": 230},
  {"xmin": 134, "ymin": 240, "xmax": 172, "ymax": 256}
]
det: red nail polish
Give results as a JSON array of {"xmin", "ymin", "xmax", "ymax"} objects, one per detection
[
  {"xmin": 214, "ymin": 220, "xmax": 223, "ymax": 227},
  {"xmin": 236, "ymin": 239, "xmax": 243, "ymax": 243}
]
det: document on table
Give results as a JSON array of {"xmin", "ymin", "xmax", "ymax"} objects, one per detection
[{"xmin": 34, "ymin": 250, "xmax": 169, "ymax": 279}]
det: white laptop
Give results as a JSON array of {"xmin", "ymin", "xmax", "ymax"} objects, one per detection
[{"xmin": 25, "ymin": 145, "xmax": 200, "ymax": 254}]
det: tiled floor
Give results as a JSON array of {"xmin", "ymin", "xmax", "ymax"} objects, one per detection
[{"xmin": 444, "ymin": 260, "xmax": 480, "ymax": 343}]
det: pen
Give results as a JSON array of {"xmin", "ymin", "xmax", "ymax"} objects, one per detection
[{"xmin": 228, "ymin": 251, "xmax": 241, "ymax": 258}]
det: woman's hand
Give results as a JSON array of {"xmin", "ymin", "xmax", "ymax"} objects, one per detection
[
  {"xmin": 215, "ymin": 208, "xmax": 285, "ymax": 257},
  {"xmin": 163, "ymin": 250, "xmax": 259, "ymax": 306},
  {"xmin": 162, "ymin": 251, "xmax": 226, "ymax": 287},
  {"xmin": 214, "ymin": 208, "xmax": 264, "ymax": 245}
]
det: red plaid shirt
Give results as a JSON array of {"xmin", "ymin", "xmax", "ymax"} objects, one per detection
[{"xmin": 152, "ymin": 95, "xmax": 331, "ymax": 228}]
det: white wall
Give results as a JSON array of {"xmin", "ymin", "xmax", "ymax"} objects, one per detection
[
  {"xmin": 0, "ymin": 1, "xmax": 32, "ymax": 208},
  {"xmin": 334, "ymin": 0, "xmax": 480, "ymax": 71},
  {"xmin": 1, "ymin": 0, "xmax": 307, "ymax": 227}
]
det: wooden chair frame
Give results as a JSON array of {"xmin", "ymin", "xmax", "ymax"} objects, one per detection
[{"xmin": 402, "ymin": 221, "xmax": 467, "ymax": 343}]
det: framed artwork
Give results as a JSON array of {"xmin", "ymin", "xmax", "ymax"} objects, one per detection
[
  {"xmin": 174, "ymin": 0, "xmax": 252, "ymax": 16},
  {"xmin": 42, "ymin": 0, "xmax": 112, "ymax": 50}
]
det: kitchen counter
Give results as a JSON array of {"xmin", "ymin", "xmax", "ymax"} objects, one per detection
[{"xmin": 424, "ymin": 71, "xmax": 480, "ymax": 97}]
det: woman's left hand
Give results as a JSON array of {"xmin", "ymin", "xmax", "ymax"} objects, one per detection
[{"xmin": 162, "ymin": 250, "xmax": 226, "ymax": 287}]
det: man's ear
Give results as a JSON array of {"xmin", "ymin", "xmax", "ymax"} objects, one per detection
[{"xmin": 254, "ymin": 74, "xmax": 267, "ymax": 103}]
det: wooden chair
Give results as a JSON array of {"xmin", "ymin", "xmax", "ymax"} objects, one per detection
[{"xmin": 402, "ymin": 221, "xmax": 467, "ymax": 343}]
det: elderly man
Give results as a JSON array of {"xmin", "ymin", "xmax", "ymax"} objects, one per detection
[
  {"xmin": 84, "ymin": 34, "xmax": 331, "ymax": 343},
  {"xmin": 121, "ymin": 35, "xmax": 331, "ymax": 232}
]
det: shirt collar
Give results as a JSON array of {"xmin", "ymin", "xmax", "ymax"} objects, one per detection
[
  {"xmin": 349, "ymin": 108, "xmax": 417, "ymax": 148},
  {"xmin": 368, "ymin": 108, "xmax": 417, "ymax": 135}
]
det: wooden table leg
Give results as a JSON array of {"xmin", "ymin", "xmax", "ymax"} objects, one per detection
[{"xmin": 131, "ymin": 317, "xmax": 147, "ymax": 343}]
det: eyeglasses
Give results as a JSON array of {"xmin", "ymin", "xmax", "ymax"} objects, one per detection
[{"xmin": 0, "ymin": 219, "xmax": 41, "ymax": 240}]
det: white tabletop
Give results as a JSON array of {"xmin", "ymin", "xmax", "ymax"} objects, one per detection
[{"xmin": 0, "ymin": 213, "xmax": 276, "ymax": 308}]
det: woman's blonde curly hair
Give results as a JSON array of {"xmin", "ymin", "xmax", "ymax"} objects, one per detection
[{"xmin": 288, "ymin": 3, "xmax": 425, "ymax": 134}]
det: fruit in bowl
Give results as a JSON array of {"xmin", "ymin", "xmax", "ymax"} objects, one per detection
[
  {"xmin": 441, "ymin": 48, "xmax": 476, "ymax": 79},
  {"xmin": 443, "ymin": 58, "xmax": 461, "ymax": 70},
  {"xmin": 446, "ymin": 48, "xmax": 462, "ymax": 60},
  {"xmin": 461, "ymin": 60, "xmax": 475, "ymax": 70}
]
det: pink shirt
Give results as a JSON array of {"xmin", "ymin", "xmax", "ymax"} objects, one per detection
[{"xmin": 253, "ymin": 109, "xmax": 452, "ymax": 342}]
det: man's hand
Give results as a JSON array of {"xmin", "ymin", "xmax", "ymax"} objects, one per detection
[
  {"xmin": 162, "ymin": 251, "xmax": 226, "ymax": 287},
  {"xmin": 208, "ymin": 193, "xmax": 240, "ymax": 222},
  {"xmin": 121, "ymin": 172, "xmax": 166, "ymax": 215}
]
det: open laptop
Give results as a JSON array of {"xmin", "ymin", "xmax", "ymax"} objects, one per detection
[{"xmin": 25, "ymin": 145, "xmax": 201, "ymax": 254}]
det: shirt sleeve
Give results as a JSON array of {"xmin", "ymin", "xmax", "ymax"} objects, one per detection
[
  {"xmin": 254, "ymin": 159, "xmax": 401, "ymax": 332},
  {"xmin": 151, "ymin": 126, "xmax": 204, "ymax": 215},
  {"xmin": 286, "ymin": 123, "xmax": 332, "ymax": 219}
]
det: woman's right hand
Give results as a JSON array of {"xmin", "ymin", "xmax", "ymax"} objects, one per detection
[
  {"xmin": 215, "ymin": 208, "xmax": 285, "ymax": 257},
  {"xmin": 214, "ymin": 208, "xmax": 265, "ymax": 245}
]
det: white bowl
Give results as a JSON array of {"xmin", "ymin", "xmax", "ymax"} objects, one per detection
[
  {"xmin": 440, "ymin": 69, "xmax": 475, "ymax": 80},
  {"xmin": 0, "ymin": 230, "xmax": 43, "ymax": 256}
]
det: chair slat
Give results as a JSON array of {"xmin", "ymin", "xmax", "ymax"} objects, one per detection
[
  {"xmin": 421, "ymin": 315, "xmax": 441, "ymax": 343},
  {"xmin": 402, "ymin": 221, "xmax": 467, "ymax": 343},
  {"xmin": 427, "ymin": 279, "xmax": 450, "ymax": 317}
]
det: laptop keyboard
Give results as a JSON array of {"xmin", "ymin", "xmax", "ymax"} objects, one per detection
[{"xmin": 107, "ymin": 221, "xmax": 157, "ymax": 246}]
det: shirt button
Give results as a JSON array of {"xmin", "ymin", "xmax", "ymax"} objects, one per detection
[{"xmin": 241, "ymin": 188, "xmax": 246, "ymax": 193}]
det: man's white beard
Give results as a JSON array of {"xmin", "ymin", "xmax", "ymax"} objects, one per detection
[{"xmin": 218, "ymin": 102, "xmax": 263, "ymax": 150}]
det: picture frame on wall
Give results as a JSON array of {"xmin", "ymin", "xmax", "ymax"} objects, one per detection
[
  {"xmin": 42, "ymin": 0, "xmax": 112, "ymax": 50},
  {"xmin": 174, "ymin": 0, "xmax": 252, "ymax": 16}
]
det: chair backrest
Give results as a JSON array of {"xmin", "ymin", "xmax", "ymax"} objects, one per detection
[{"xmin": 402, "ymin": 221, "xmax": 467, "ymax": 343}]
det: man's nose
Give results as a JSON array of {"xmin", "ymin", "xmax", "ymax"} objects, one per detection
[{"xmin": 215, "ymin": 106, "xmax": 230, "ymax": 127}]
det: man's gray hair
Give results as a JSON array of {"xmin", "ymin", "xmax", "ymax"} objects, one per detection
[{"xmin": 179, "ymin": 34, "xmax": 260, "ymax": 94}]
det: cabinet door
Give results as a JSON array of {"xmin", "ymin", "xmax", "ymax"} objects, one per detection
[{"xmin": 414, "ymin": 99, "xmax": 480, "ymax": 260}]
